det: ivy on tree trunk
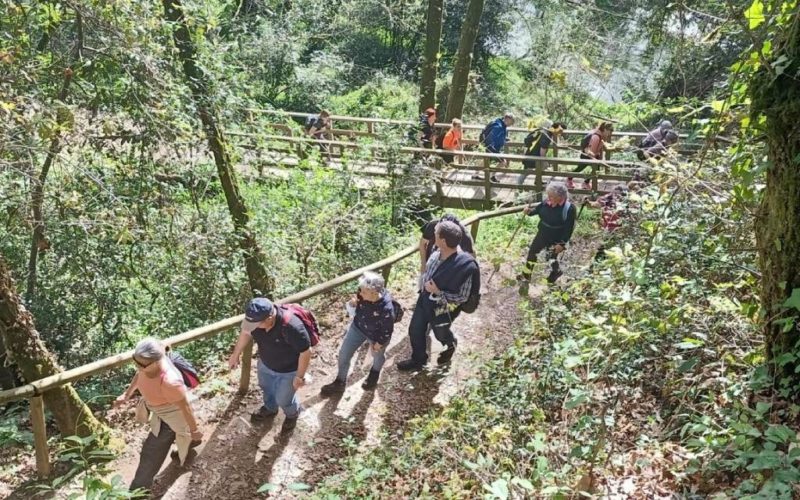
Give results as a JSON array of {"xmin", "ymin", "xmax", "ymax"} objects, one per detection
[
  {"xmin": 750, "ymin": 14, "xmax": 800, "ymax": 389},
  {"xmin": 0, "ymin": 257, "xmax": 107, "ymax": 438}
]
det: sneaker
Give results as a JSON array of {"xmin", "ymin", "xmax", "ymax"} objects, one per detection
[
  {"xmin": 250, "ymin": 406, "xmax": 278, "ymax": 423},
  {"xmin": 471, "ymin": 174, "xmax": 484, "ymax": 181},
  {"xmin": 320, "ymin": 378, "xmax": 346, "ymax": 397},
  {"xmin": 490, "ymin": 174, "xmax": 500, "ymax": 183},
  {"xmin": 437, "ymin": 341, "xmax": 458, "ymax": 365},
  {"xmin": 361, "ymin": 370, "xmax": 380, "ymax": 390},
  {"xmin": 397, "ymin": 358, "xmax": 425, "ymax": 371},
  {"xmin": 566, "ymin": 178, "xmax": 575, "ymax": 190}
]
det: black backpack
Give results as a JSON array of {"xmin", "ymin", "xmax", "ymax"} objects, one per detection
[
  {"xmin": 460, "ymin": 263, "xmax": 482, "ymax": 314},
  {"xmin": 580, "ymin": 131, "xmax": 600, "ymax": 152},
  {"xmin": 304, "ymin": 115, "xmax": 318, "ymax": 132},
  {"xmin": 391, "ymin": 300, "xmax": 405, "ymax": 323}
]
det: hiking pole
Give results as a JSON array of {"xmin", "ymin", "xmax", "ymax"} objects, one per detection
[{"xmin": 486, "ymin": 205, "xmax": 534, "ymax": 285}]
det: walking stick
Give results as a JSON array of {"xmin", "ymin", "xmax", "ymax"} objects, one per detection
[{"xmin": 486, "ymin": 207, "xmax": 532, "ymax": 284}]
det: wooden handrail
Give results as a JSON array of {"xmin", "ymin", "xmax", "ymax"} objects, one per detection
[
  {"xmin": 230, "ymin": 132, "xmax": 642, "ymax": 169},
  {"xmin": 243, "ymin": 107, "xmax": 713, "ymax": 140},
  {"xmin": 0, "ymin": 205, "xmax": 525, "ymax": 406}
]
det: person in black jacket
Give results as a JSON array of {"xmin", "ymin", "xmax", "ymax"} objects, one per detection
[
  {"xmin": 320, "ymin": 272, "xmax": 398, "ymax": 395},
  {"xmin": 519, "ymin": 181, "xmax": 576, "ymax": 293},
  {"xmin": 398, "ymin": 221, "xmax": 478, "ymax": 371}
]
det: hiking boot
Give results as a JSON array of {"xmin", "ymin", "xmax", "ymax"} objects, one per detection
[
  {"xmin": 361, "ymin": 370, "xmax": 380, "ymax": 390},
  {"xmin": 250, "ymin": 406, "xmax": 278, "ymax": 423},
  {"xmin": 566, "ymin": 178, "xmax": 575, "ymax": 190},
  {"xmin": 281, "ymin": 408, "xmax": 303, "ymax": 433},
  {"xmin": 437, "ymin": 341, "xmax": 458, "ymax": 365},
  {"xmin": 546, "ymin": 269, "xmax": 563, "ymax": 284},
  {"xmin": 320, "ymin": 378, "xmax": 346, "ymax": 397},
  {"xmin": 397, "ymin": 358, "xmax": 425, "ymax": 371}
]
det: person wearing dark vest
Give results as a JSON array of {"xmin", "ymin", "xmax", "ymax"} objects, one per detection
[
  {"xmin": 519, "ymin": 181, "xmax": 576, "ymax": 294},
  {"xmin": 398, "ymin": 221, "xmax": 478, "ymax": 371},
  {"xmin": 227, "ymin": 298, "xmax": 311, "ymax": 433}
]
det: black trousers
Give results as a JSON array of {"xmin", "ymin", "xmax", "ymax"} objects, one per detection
[
  {"xmin": 130, "ymin": 420, "xmax": 175, "ymax": 492},
  {"xmin": 569, "ymin": 153, "xmax": 592, "ymax": 178},
  {"xmin": 522, "ymin": 232, "xmax": 560, "ymax": 282},
  {"xmin": 408, "ymin": 294, "xmax": 460, "ymax": 364}
]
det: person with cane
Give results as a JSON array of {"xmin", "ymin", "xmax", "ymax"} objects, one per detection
[{"xmin": 518, "ymin": 181, "xmax": 576, "ymax": 295}]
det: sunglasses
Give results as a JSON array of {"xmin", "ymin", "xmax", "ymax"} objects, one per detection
[{"xmin": 133, "ymin": 356, "xmax": 155, "ymax": 369}]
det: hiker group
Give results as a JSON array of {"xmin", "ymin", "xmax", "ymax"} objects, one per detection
[
  {"xmin": 116, "ymin": 214, "xmax": 482, "ymax": 493},
  {"xmin": 410, "ymin": 108, "xmax": 679, "ymax": 186},
  {"xmin": 116, "ymin": 110, "xmax": 671, "ymax": 495}
]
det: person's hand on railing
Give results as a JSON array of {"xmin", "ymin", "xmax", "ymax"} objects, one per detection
[{"xmin": 112, "ymin": 393, "xmax": 131, "ymax": 408}]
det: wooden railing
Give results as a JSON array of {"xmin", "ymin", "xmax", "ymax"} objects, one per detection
[
  {"xmin": 242, "ymin": 108, "xmax": 702, "ymax": 140},
  {"xmin": 0, "ymin": 204, "xmax": 525, "ymax": 478},
  {"xmin": 230, "ymin": 132, "xmax": 639, "ymax": 208}
]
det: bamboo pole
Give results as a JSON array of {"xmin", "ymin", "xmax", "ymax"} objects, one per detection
[{"xmin": 30, "ymin": 396, "xmax": 50, "ymax": 478}]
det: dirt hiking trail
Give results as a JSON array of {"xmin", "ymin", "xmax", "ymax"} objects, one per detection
[{"xmin": 100, "ymin": 240, "xmax": 597, "ymax": 499}]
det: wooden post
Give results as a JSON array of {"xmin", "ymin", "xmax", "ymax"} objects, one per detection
[
  {"xmin": 30, "ymin": 395, "xmax": 50, "ymax": 478},
  {"xmin": 367, "ymin": 122, "xmax": 374, "ymax": 135},
  {"xmin": 534, "ymin": 160, "xmax": 544, "ymax": 193},
  {"xmin": 591, "ymin": 165, "xmax": 599, "ymax": 192},
  {"xmin": 381, "ymin": 264, "xmax": 392, "ymax": 284},
  {"xmin": 238, "ymin": 339, "xmax": 253, "ymax": 394},
  {"xmin": 470, "ymin": 219, "xmax": 480, "ymax": 241},
  {"xmin": 483, "ymin": 158, "xmax": 492, "ymax": 209}
]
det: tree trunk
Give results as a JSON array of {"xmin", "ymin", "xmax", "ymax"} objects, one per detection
[
  {"xmin": 162, "ymin": 0, "xmax": 273, "ymax": 296},
  {"xmin": 418, "ymin": 0, "xmax": 444, "ymax": 113},
  {"xmin": 0, "ymin": 257, "xmax": 107, "ymax": 437},
  {"xmin": 26, "ymin": 12, "xmax": 82, "ymax": 302},
  {"xmin": 750, "ymin": 17, "xmax": 800, "ymax": 388},
  {"xmin": 445, "ymin": 0, "xmax": 485, "ymax": 121}
]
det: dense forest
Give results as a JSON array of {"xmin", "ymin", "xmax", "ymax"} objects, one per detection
[{"xmin": 1, "ymin": 0, "xmax": 799, "ymax": 498}]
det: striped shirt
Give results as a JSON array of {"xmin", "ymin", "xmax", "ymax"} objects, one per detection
[{"xmin": 423, "ymin": 250, "xmax": 473, "ymax": 313}]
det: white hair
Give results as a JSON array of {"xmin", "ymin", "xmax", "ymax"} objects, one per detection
[
  {"xmin": 358, "ymin": 271, "xmax": 385, "ymax": 294},
  {"xmin": 134, "ymin": 337, "xmax": 166, "ymax": 362},
  {"xmin": 546, "ymin": 181, "xmax": 568, "ymax": 200}
]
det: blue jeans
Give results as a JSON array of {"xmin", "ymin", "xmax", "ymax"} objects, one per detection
[
  {"xmin": 337, "ymin": 323, "xmax": 387, "ymax": 381},
  {"xmin": 256, "ymin": 360, "xmax": 301, "ymax": 418}
]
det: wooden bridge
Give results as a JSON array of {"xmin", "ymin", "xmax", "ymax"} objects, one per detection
[{"xmin": 220, "ymin": 109, "xmax": 708, "ymax": 209}]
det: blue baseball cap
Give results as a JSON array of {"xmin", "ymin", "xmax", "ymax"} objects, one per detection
[{"xmin": 241, "ymin": 298, "xmax": 275, "ymax": 332}]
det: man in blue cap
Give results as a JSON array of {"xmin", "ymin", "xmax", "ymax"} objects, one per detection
[{"xmin": 227, "ymin": 298, "xmax": 311, "ymax": 432}]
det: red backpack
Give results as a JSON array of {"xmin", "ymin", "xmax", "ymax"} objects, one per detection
[{"xmin": 279, "ymin": 303, "xmax": 321, "ymax": 347}]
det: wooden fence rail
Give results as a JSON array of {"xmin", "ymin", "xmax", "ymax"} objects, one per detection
[
  {"xmin": 0, "ymin": 204, "xmax": 525, "ymax": 478},
  {"xmin": 242, "ymin": 108, "xmax": 708, "ymax": 141}
]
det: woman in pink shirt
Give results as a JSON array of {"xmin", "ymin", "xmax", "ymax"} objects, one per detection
[{"xmin": 114, "ymin": 338, "xmax": 202, "ymax": 493}]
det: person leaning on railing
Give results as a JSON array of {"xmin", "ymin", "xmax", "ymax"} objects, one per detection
[{"xmin": 114, "ymin": 338, "xmax": 203, "ymax": 493}]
